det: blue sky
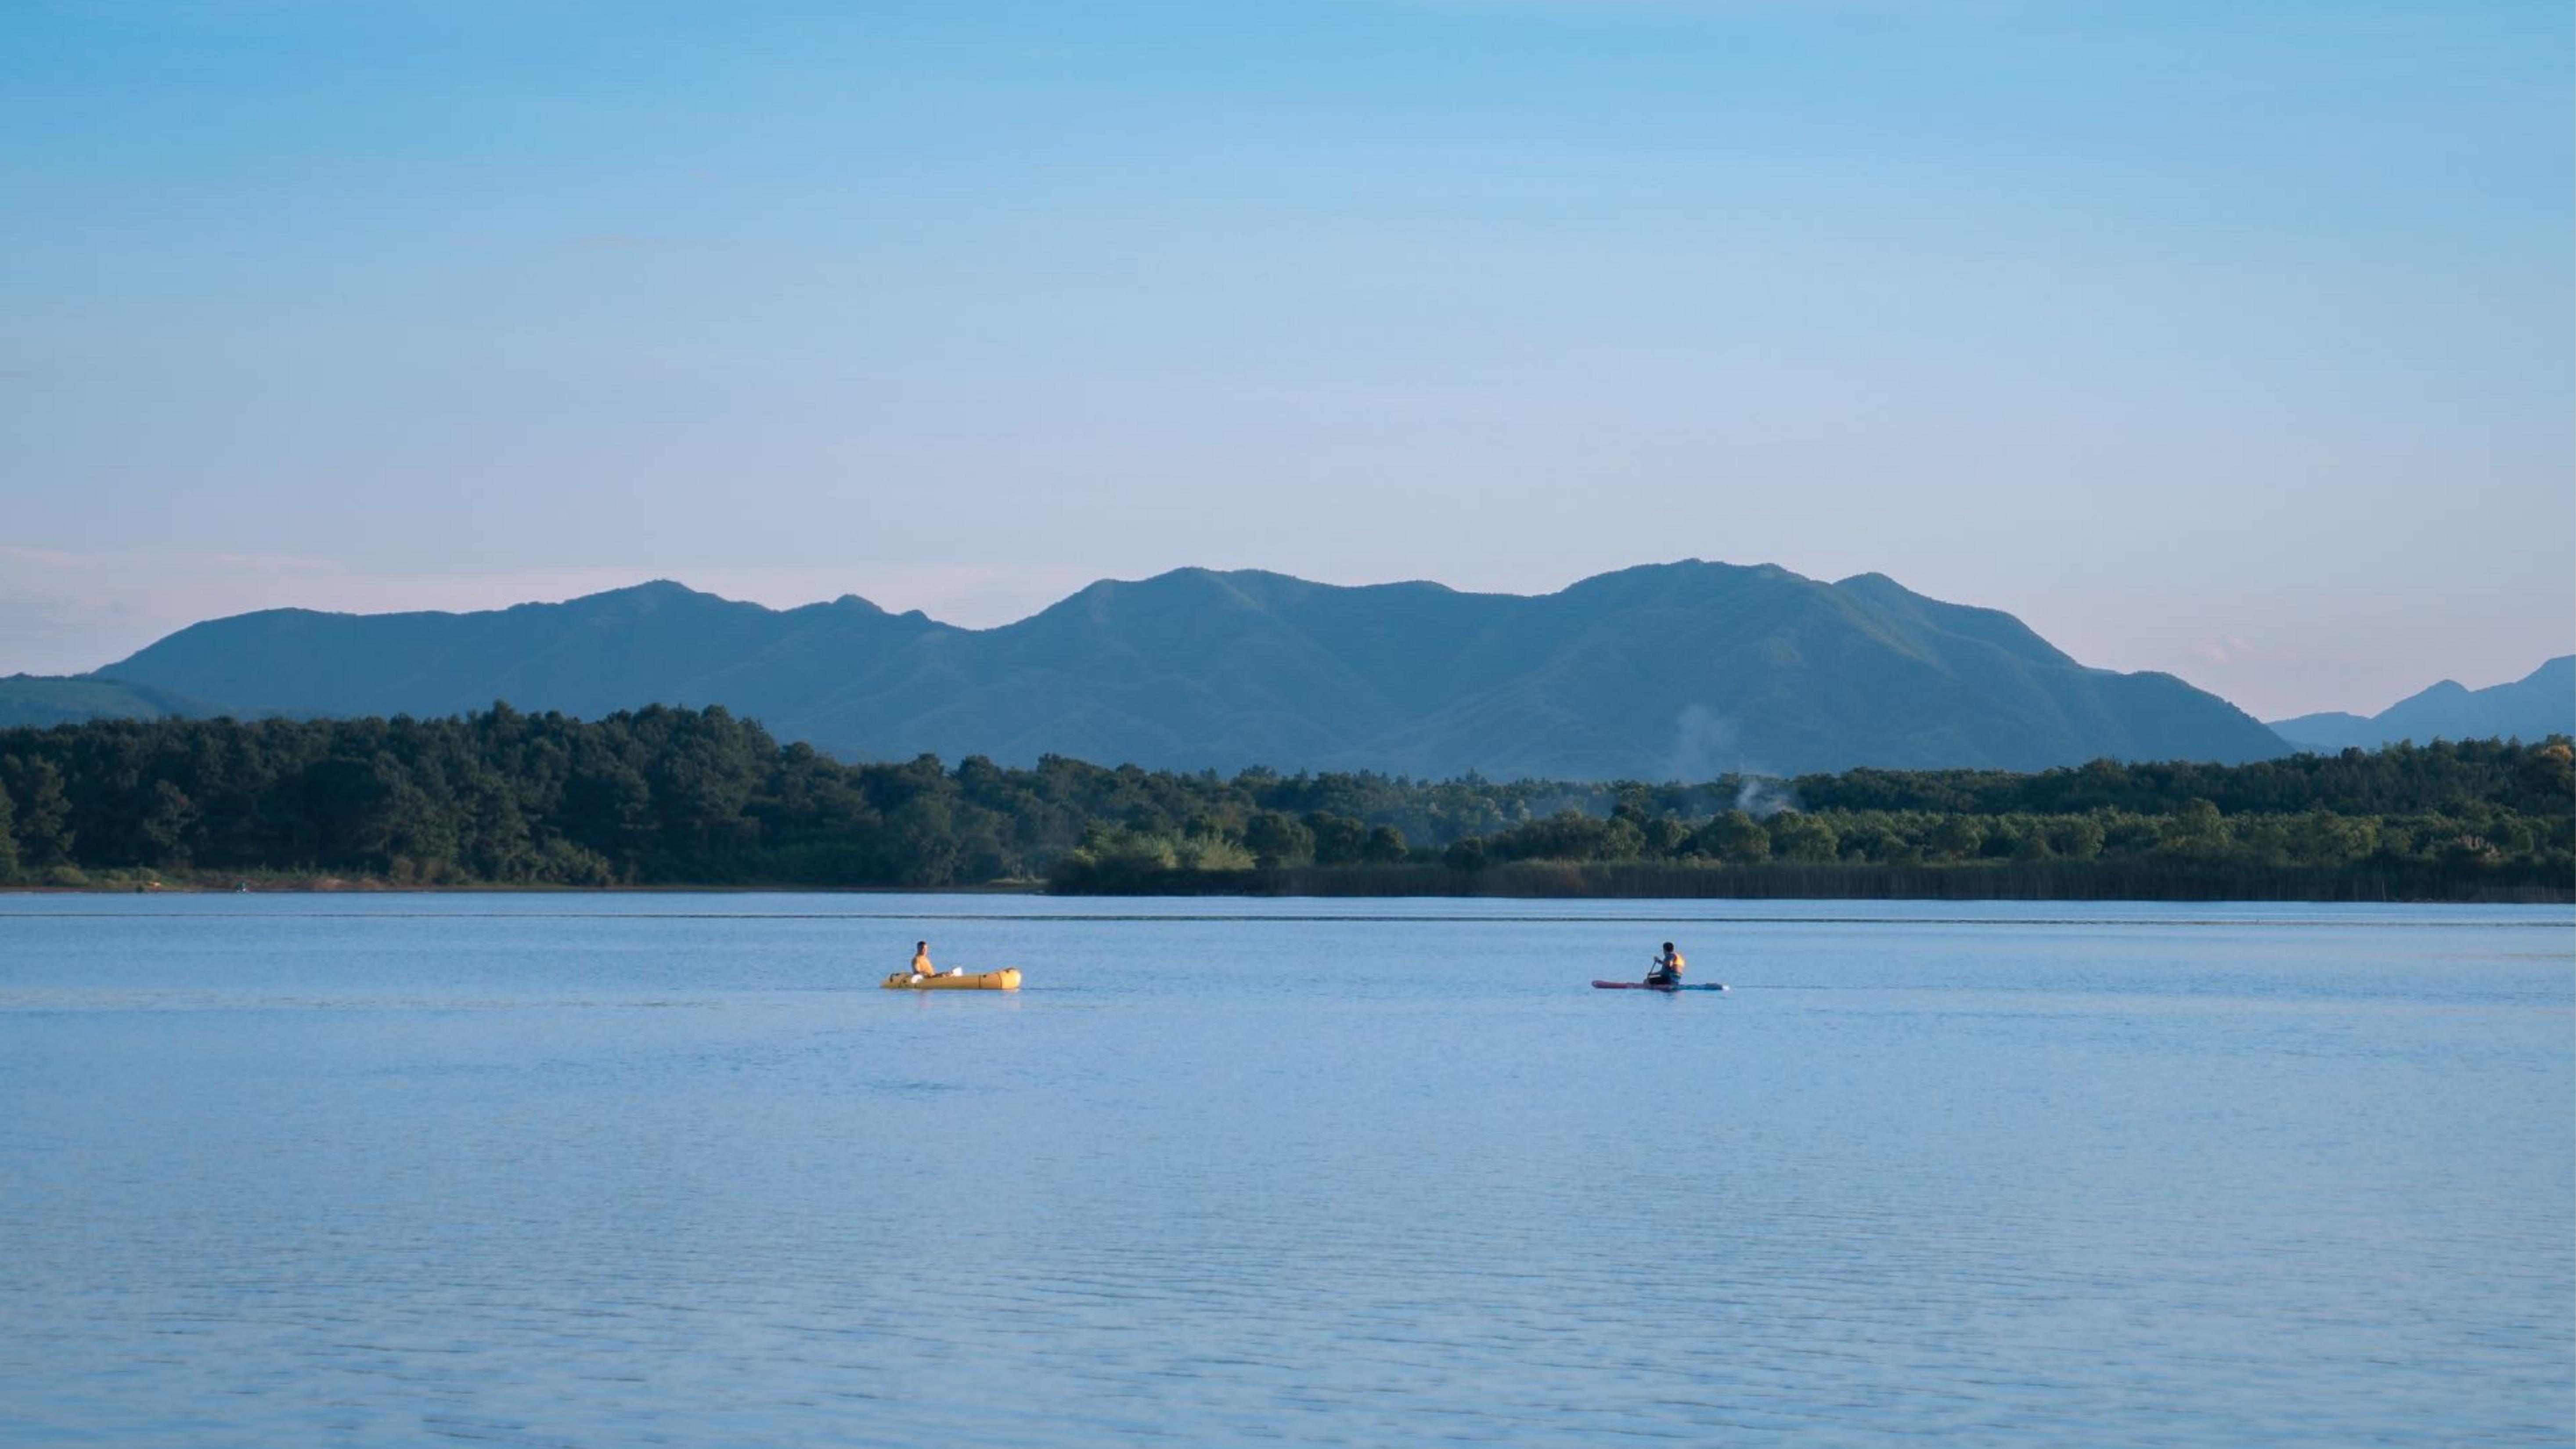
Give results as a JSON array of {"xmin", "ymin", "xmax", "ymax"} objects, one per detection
[{"xmin": 2, "ymin": 0, "xmax": 2568, "ymax": 717}]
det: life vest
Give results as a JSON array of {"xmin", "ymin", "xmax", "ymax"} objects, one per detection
[{"xmin": 911, "ymin": 953, "xmax": 933, "ymax": 975}]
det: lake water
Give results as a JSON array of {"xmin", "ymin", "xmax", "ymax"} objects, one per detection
[{"xmin": 0, "ymin": 895, "xmax": 2568, "ymax": 1447}]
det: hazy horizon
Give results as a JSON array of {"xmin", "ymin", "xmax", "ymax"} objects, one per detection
[{"xmin": 4, "ymin": 0, "xmax": 2569, "ymax": 719}]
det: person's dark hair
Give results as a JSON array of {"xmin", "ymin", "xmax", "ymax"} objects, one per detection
[
  {"xmin": 1662, "ymin": 942, "xmax": 1675, "ymax": 952},
  {"xmin": 916, "ymin": 941, "xmax": 927, "ymax": 950}
]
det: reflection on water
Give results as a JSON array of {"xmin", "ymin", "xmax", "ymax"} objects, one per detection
[{"xmin": 1, "ymin": 895, "xmax": 2569, "ymax": 1446}]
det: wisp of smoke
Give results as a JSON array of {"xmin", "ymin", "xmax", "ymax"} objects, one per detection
[
  {"xmin": 1666, "ymin": 704, "xmax": 1799, "ymax": 816},
  {"xmin": 1664, "ymin": 704, "xmax": 1737, "ymax": 783},
  {"xmin": 1733, "ymin": 774, "xmax": 1799, "ymax": 820}
]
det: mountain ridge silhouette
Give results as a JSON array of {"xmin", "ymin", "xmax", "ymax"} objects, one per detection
[{"xmin": 72, "ymin": 560, "xmax": 2290, "ymax": 778}]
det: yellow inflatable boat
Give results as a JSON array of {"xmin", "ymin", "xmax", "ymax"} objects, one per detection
[{"xmin": 882, "ymin": 968, "xmax": 1021, "ymax": 991}]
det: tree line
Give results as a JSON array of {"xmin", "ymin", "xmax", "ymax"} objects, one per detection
[{"xmin": 0, "ymin": 704, "xmax": 2566, "ymax": 899}]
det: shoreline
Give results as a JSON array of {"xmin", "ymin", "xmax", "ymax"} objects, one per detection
[
  {"xmin": 11, "ymin": 869, "xmax": 2566, "ymax": 906},
  {"xmin": 0, "ymin": 876, "xmax": 1050, "ymax": 896}
]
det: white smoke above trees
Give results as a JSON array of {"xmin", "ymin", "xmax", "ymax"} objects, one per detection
[{"xmin": 1665, "ymin": 703, "xmax": 1798, "ymax": 818}]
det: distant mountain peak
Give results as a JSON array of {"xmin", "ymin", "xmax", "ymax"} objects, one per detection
[
  {"xmin": 575, "ymin": 578, "xmax": 703, "ymax": 602},
  {"xmin": 2270, "ymin": 654, "xmax": 2573, "ymax": 751}
]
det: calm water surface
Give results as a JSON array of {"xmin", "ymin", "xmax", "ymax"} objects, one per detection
[{"xmin": 1, "ymin": 895, "xmax": 2569, "ymax": 1446}]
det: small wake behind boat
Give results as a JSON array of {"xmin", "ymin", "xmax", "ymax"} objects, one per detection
[
  {"xmin": 1592, "ymin": 980, "xmax": 1726, "ymax": 992},
  {"xmin": 883, "ymin": 969, "xmax": 1022, "ymax": 991}
]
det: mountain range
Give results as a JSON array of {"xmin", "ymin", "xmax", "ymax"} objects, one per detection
[
  {"xmin": 2268, "ymin": 656, "xmax": 2574, "ymax": 753},
  {"xmin": 25, "ymin": 561, "xmax": 2301, "ymax": 779}
]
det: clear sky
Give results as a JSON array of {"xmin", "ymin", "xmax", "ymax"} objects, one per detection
[{"xmin": 3, "ymin": 0, "xmax": 2568, "ymax": 719}]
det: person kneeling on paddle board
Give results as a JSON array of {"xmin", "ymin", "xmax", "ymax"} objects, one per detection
[{"xmin": 1647, "ymin": 942, "xmax": 1684, "ymax": 988}]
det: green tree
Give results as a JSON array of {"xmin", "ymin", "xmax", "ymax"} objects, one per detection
[
  {"xmin": 1691, "ymin": 811, "xmax": 1770, "ymax": 864},
  {"xmin": 2046, "ymin": 815, "xmax": 2106, "ymax": 860},
  {"xmin": 1848, "ymin": 822, "xmax": 1913, "ymax": 864},
  {"xmin": 883, "ymin": 795, "xmax": 962, "ymax": 886},
  {"xmin": 2157, "ymin": 799, "xmax": 2230, "ymax": 862},
  {"xmin": 2101, "ymin": 812, "xmax": 2162, "ymax": 857},
  {"xmin": 1768, "ymin": 811, "xmax": 1839, "ymax": 863},
  {"xmin": 4, "ymin": 758, "xmax": 73, "ymax": 867},
  {"xmin": 2517, "ymin": 742, "xmax": 2572, "ymax": 809},
  {"xmin": 137, "ymin": 779, "xmax": 198, "ymax": 865},
  {"xmin": 0, "ymin": 783, "xmax": 18, "ymax": 881},
  {"xmin": 1243, "ymin": 811, "xmax": 1314, "ymax": 869},
  {"xmin": 1490, "ymin": 811, "xmax": 1614, "ymax": 861},
  {"xmin": 1306, "ymin": 812, "xmax": 1369, "ymax": 866},
  {"xmin": 1926, "ymin": 815, "xmax": 1985, "ymax": 862},
  {"xmin": 2001, "ymin": 817, "xmax": 2052, "ymax": 861}
]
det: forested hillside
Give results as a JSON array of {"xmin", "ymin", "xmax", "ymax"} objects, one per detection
[
  {"xmin": 0, "ymin": 675, "xmax": 212, "ymax": 729},
  {"xmin": 88, "ymin": 562, "xmax": 2288, "ymax": 776},
  {"xmin": 1, "ymin": 706, "xmax": 2565, "ymax": 900}
]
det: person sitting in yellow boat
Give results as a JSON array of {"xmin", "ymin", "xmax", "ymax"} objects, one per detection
[
  {"xmin": 908, "ymin": 941, "xmax": 958, "ymax": 980},
  {"xmin": 1647, "ymin": 941, "xmax": 1684, "ymax": 988}
]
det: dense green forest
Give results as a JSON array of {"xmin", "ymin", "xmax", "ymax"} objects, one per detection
[{"xmin": 0, "ymin": 706, "xmax": 2567, "ymax": 900}]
